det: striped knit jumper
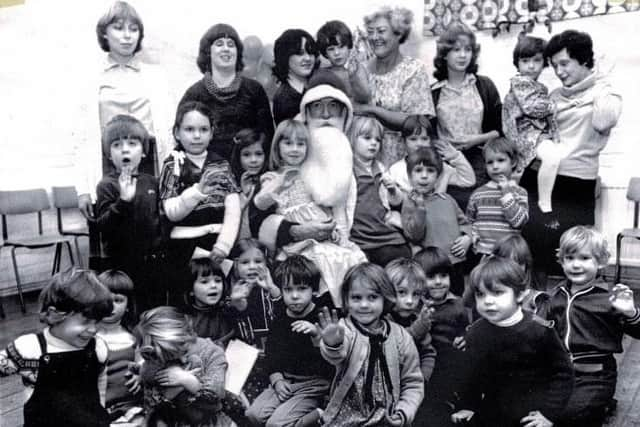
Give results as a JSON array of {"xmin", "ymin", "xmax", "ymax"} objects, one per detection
[{"xmin": 466, "ymin": 181, "xmax": 528, "ymax": 254}]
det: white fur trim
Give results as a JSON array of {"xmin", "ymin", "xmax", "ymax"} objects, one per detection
[{"xmin": 299, "ymin": 84, "xmax": 353, "ymax": 130}]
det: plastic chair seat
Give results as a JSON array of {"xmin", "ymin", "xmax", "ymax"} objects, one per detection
[
  {"xmin": 615, "ymin": 177, "xmax": 640, "ymax": 283},
  {"xmin": 618, "ymin": 228, "xmax": 640, "ymax": 240},
  {"xmin": 5, "ymin": 234, "xmax": 77, "ymax": 248}
]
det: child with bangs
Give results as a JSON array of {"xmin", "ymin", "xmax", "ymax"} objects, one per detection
[
  {"xmin": 316, "ymin": 20, "xmax": 370, "ymax": 103},
  {"xmin": 317, "ymin": 262, "xmax": 424, "ymax": 426},
  {"xmin": 349, "ymin": 115, "xmax": 412, "ymax": 267},
  {"xmin": 413, "ymin": 247, "xmax": 469, "ymax": 427},
  {"xmin": 538, "ymin": 226, "xmax": 640, "ymax": 427},
  {"xmin": 503, "ymin": 35, "xmax": 570, "ymax": 220},
  {"xmin": 384, "ymin": 258, "xmax": 436, "ymax": 382},
  {"xmin": 247, "ymin": 255, "xmax": 334, "ymax": 427},
  {"xmin": 388, "ymin": 114, "xmax": 475, "ymax": 195},
  {"xmin": 255, "ymin": 119, "xmax": 366, "ymax": 307},
  {"xmin": 466, "ymin": 137, "xmax": 529, "ymax": 257},
  {"xmin": 96, "ymin": 114, "xmax": 167, "ymax": 312},
  {"xmin": 230, "ymin": 128, "xmax": 269, "ymax": 240},
  {"xmin": 182, "ymin": 257, "xmax": 238, "ymax": 348},
  {"xmin": 0, "ymin": 269, "xmax": 113, "ymax": 427},
  {"xmin": 451, "ymin": 257, "xmax": 573, "ymax": 427},
  {"xmin": 400, "ymin": 147, "xmax": 471, "ymax": 296},
  {"xmin": 96, "ymin": 270, "xmax": 142, "ymax": 422},
  {"xmin": 133, "ymin": 306, "xmax": 233, "ymax": 427}
]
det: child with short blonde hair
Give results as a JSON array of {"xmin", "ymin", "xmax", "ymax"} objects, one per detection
[
  {"xmin": 255, "ymin": 119, "xmax": 366, "ymax": 306},
  {"xmin": 384, "ymin": 258, "xmax": 436, "ymax": 381},
  {"xmin": 539, "ymin": 226, "xmax": 640, "ymax": 427},
  {"xmin": 133, "ymin": 306, "xmax": 233, "ymax": 426},
  {"xmin": 349, "ymin": 115, "xmax": 412, "ymax": 266},
  {"xmin": 0, "ymin": 269, "xmax": 113, "ymax": 427},
  {"xmin": 466, "ymin": 137, "xmax": 529, "ymax": 256}
]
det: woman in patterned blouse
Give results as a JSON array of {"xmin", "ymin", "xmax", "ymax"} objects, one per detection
[
  {"xmin": 356, "ymin": 6, "xmax": 435, "ymax": 168},
  {"xmin": 431, "ymin": 23, "xmax": 503, "ymax": 211}
]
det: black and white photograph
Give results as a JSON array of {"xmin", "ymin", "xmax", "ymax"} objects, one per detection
[{"xmin": 0, "ymin": 0, "xmax": 638, "ymax": 425}]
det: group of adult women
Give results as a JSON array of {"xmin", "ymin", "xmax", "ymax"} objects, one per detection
[{"xmin": 79, "ymin": 1, "xmax": 620, "ymax": 280}]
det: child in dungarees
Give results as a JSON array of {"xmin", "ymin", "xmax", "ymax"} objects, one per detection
[{"xmin": 0, "ymin": 268, "xmax": 114, "ymax": 427}]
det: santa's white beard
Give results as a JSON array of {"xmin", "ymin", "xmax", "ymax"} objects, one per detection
[{"xmin": 301, "ymin": 127, "xmax": 353, "ymax": 208}]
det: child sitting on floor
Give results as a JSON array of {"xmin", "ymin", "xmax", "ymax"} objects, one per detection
[
  {"xmin": 452, "ymin": 257, "xmax": 573, "ymax": 427},
  {"xmin": 0, "ymin": 269, "xmax": 113, "ymax": 427},
  {"xmin": 246, "ymin": 255, "xmax": 333, "ymax": 427}
]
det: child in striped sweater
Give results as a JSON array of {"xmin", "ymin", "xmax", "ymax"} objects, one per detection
[{"xmin": 466, "ymin": 137, "xmax": 529, "ymax": 256}]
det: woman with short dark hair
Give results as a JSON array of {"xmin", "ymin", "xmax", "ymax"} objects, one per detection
[{"xmin": 179, "ymin": 23, "xmax": 274, "ymax": 161}]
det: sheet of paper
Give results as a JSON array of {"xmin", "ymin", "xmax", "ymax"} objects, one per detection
[{"xmin": 224, "ymin": 339, "xmax": 260, "ymax": 395}]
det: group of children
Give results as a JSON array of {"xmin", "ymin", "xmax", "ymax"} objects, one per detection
[
  {"xmin": 0, "ymin": 8, "xmax": 636, "ymax": 427},
  {"xmin": 2, "ymin": 226, "xmax": 638, "ymax": 427}
]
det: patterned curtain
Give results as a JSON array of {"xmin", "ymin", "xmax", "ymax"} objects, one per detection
[{"xmin": 423, "ymin": 0, "xmax": 640, "ymax": 36}]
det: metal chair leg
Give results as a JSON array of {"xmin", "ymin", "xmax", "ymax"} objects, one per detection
[
  {"xmin": 10, "ymin": 247, "xmax": 26, "ymax": 314},
  {"xmin": 51, "ymin": 243, "xmax": 61, "ymax": 275},
  {"xmin": 615, "ymin": 234, "xmax": 623, "ymax": 284},
  {"xmin": 73, "ymin": 237, "xmax": 83, "ymax": 268},
  {"xmin": 65, "ymin": 241, "xmax": 75, "ymax": 267}
]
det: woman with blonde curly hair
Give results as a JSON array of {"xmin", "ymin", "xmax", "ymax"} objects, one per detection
[
  {"xmin": 431, "ymin": 23, "xmax": 503, "ymax": 211},
  {"xmin": 357, "ymin": 6, "xmax": 435, "ymax": 167}
]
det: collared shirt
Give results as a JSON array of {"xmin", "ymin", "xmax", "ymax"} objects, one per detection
[
  {"xmin": 434, "ymin": 74, "xmax": 483, "ymax": 143},
  {"xmin": 99, "ymin": 54, "xmax": 154, "ymax": 135}
]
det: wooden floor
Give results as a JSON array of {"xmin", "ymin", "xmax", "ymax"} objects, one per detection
[{"xmin": 1, "ymin": 290, "xmax": 640, "ymax": 426}]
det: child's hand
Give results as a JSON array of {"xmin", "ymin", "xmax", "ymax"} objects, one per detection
[
  {"xmin": 381, "ymin": 174, "xmax": 398, "ymax": 195},
  {"xmin": 125, "ymin": 363, "xmax": 142, "ymax": 394},
  {"xmin": 209, "ymin": 247, "xmax": 226, "ymax": 266},
  {"xmin": 433, "ymin": 138, "xmax": 458, "ymax": 160},
  {"xmin": 155, "ymin": 366, "xmax": 201, "ymax": 392},
  {"xmin": 119, "ymin": 166, "xmax": 138, "ymax": 202},
  {"xmin": 197, "ymin": 168, "xmax": 220, "ymax": 195},
  {"xmin": 273, "ymin": 379, "xmax": 293, "ymax": 402},
  {"xmin": 316, "ymin": 307, "xmax": 344, "ymax": 347},
  {"xmin": 495, "ymin": 175, "xmax": 515, "ymax": 194},
  {"xmin": 453, "ymin": 336, "xmax": 466, "ymax": 351},
  {"xmin": 291, "ymin": 320, "xmax": 319, "ymax": 337},
  {"xmin": 451, "ymin": 409, "xmax": 474, "ymax": 423},
  {"xmin": 610, "ymin": 284, "xmax": 638, "ymax": 318},
  {"xmin": 521, "ymin": 410, "xmax": 553, "ymax": 427},
  {"xmin": 451, "ymin": 235, "xmax": 472, "ymax": 258},
  {"xmin": 385, "ymin": 410, "xmax": 406, "ymax": 427},
  {"xmin": 255, "ymin": 265, "xmax": 279, "ymax": 297}
]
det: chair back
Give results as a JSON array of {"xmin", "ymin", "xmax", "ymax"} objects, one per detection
[
  {"xmin": 0, "ymin": 188, "xmax": 51, "ymax": 239},
  {"xmin": 627, "ymin": 177, "xmax": 640, "ymax": 229},
  {"xmin": 51, "ymin": 186, "xmax": 80, "ymax": 209}
]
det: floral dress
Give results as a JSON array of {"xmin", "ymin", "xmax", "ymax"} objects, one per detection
[
  {"xmin": 502, "ymin": 74, "xmax": 558, "ymax": 172},
  {"xmin": 266, "ymin": 169, "xmax": 367, "ymax": 307},
  {"xmin": 369, "ymin": 56, "xmax": 435, "ymax": 167}
]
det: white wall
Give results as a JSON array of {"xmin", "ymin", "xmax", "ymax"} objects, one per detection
[{"xmin": 0, "ymin": 1, "xmax": 637, "ymax": 289}]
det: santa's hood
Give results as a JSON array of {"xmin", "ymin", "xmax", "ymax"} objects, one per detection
[{"xmin": 298, "ymin": 84, "xmax": 353, "ymax": 131}]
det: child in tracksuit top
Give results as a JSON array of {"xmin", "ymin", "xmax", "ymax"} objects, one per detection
[
  {"xmin": 538, "ymin": 226, "xmax": 640, "ymax": 427},
  {"xmin": 246, "ymin": 255, "xmax": 334, "ymax": 427},
  {"xmin": 96, "ymin": 114, "xmax": 167, "ymax": 312}
]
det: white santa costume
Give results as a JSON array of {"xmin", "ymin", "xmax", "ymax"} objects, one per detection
[{"xmin": 259, "ymin": 83, "xmax": 366, "ymax": 306}]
